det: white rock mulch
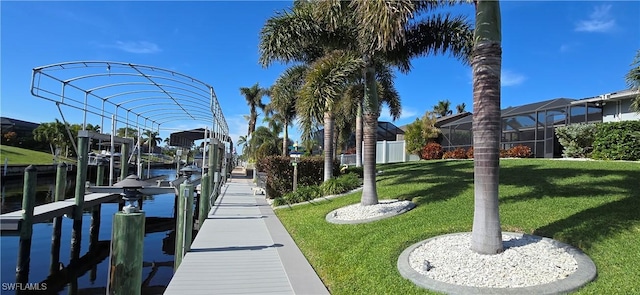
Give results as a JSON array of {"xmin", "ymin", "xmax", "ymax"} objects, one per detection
[
  {"xmin": 330, "ymin": 199, "xmax": 413, "ymax": 221},
  {"xmin": 408, "ymin": 233, "xmax": 578, "ymax": 288}
]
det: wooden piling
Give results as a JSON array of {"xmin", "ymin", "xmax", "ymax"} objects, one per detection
[
  {"xmin": 208, "ymin": 140, "xmax": 216, "ymax": 207},
  {"xmin": 120, "ymin": 142, "xmax": 129, "ymax": 181},
  {"xmin": 198, "ymin": 174, "xmax": 210, "ymax": 228},
  {"xmin": 174, "ymin": 182, "xmax": 194, "ymax": 271},
  {"xmin": 71, "ymin": 133, "xmax": 89, "ymax": 263},
  {"xmin": 211, "ymin": 141, "xmax": 220, "ymax": 203},
  {"xmin": 16, "ymin": 165, "xmax": 37, "ymax": 284},
  {"xmin": 50, "ymin": 163, "xmax": 67, "ymax": 275},
  {"xmin": 107, "ymin": 212, "xmax": 145, "ymax": 295}
]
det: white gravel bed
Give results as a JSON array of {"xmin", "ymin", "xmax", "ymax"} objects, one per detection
[
  {"xmin": 331, "ymin": 200, "xmax": 413, "ymax": 220},
  {"xmin": 408, "ymin": 233, "xmax": 578, "ymax": 288}
]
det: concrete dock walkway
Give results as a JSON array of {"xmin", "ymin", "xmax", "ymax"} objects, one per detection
[{"xmin": 164, "ymin": 168, "xmax": 329, "ymax": 295}]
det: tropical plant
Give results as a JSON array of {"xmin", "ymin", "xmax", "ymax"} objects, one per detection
[
  {"xmin": 456, "ymin": 102, "xmax": 467, "ymax": 114},
  {"xmin": 267, "ymin": 65, "xmax": 307, "ymax": 156},
  {"xmin": 625, "ymin": 49, "xmax": 640, "ymax": 112},
  {"xmin": 249, "ymin": 126, "xmax": 281, "ymax": 162},
  {"xmin": 555, "ymin": 123, "xmax": 598, "ymax": 158},
  {"xmin": 142, "ymin": 129, "xmax": 162, "ymax": 154},
  {"xmin": 433, "ymin": 99, "xmax": 453, "ymax": 117},
  {"xmin": 32, "ymin": 120, "xmax": 66, "ymax": 157},
  {"xmin": 240, "ymin": 83, "xmax": 268, "ymax": 137},
  {"xmin": 470, "ymin": 0, "xmax": 503, "ymax": 255},
  {"xmin": 299, "ymin": 50, "xmax": 364, "ymax": 181},
  {"xmin": 404, "ymin": 111, "xmax": 441, "ymax": 155},
  {"xmin": 317, "ymin": 0, "xmax": 473, "ymax": 206},
  {"xmin": 117, "ymin": 127, "xmax": 138, "ymax": 138}
]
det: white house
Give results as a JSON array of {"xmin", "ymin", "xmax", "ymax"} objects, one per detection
[{"xmin": 575, "ymin": 89, "xmax": 640, "ymax": 122}]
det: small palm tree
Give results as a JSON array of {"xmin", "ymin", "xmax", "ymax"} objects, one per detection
[
  {"xmin": 625, "ymin": 49, "xmax": 640, "ymax": 112},
  {"xmin": 456, "ymin": 102, "xmax": 467, "ymax": 114},
  {"xmin": 433, "ymin": 99, "xmax": 453, "ymax": 117},
  {"xmin": 240, "ymin": 83, "xmax": 268, "ymax": 137},
  {"xmin": 267, "ymin": 65, "xmax": 306, "ymax": 155}
]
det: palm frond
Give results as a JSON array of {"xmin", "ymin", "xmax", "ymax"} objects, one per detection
[{"xmin": 403, "ymin": 13, "xmax": 474, "ymax": 65}]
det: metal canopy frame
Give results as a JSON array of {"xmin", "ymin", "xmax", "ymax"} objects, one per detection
[{"xmin": 30, "ymin": 61, "xmax": 229, "ymax": 145}]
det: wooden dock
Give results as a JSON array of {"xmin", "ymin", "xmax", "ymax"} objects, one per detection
[
  {"xmin": 0, "ymin": 192, "xmax": 120, "ymax": 232},
  {"xmin": 164, "ymin": 169, "xmax": 329, "ymax": 295}
]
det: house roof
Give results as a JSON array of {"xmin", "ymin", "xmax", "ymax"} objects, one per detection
[
  {"xmin": 440, "ymin": 98, "xmax": 576, "ymax": 128},
  {"xmin": 573, "ymin": 89, "xmax": 639, "ymax": 104}
]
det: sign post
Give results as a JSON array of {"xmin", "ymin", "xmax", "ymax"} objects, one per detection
[{"xmin": 290, "ymin": 152, "xmax": 301, "ymax": 192}]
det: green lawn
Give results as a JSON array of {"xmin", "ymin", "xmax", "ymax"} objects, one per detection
[
  {"xmin": 0, "ymin": 145, "xmax": 71, "ymax": 165},
  {"xmin": 275, "ymin": 159, "xmax": 640, "ymax": 294}
]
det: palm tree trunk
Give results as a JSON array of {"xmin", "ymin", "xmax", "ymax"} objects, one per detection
[
  {"xmin": 470, "ymin": 0, "xmax": 503, "ymax": 255},
  {"xmin": 323, "ymin": 111, "xmax": 334, "ymax": 182},
  {"xmin": 361, "ymin": 60, "xmax": 379, "ymax": 206},
  {"xmin": 355, "ymin": 99, "xmax": 363, "ymax": 167},
  {"xmin": 283, "ymin": 119, "xmax": 289, "ymax": 156}
]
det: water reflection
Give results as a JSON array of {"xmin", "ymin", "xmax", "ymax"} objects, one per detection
[{"xmin": 0, "ymin": 168, "xmax": 182, "ymax": 294}]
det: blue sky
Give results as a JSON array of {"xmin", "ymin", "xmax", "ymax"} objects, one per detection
[{"xmin": 1, "ymin": 1, "xmax": 639, "ymax": 152}]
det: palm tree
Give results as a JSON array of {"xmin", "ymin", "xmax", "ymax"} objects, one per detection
[
  {"xmin": 433, "ymin": 99, "xmax": 453, "ymax": 117},
  {"xmin": 237, "ymin": 135, "xmax": 249, "ymax": 158},
  {"xmin": 319, "ymin": 0, "xmax": 473, "ymax": 205},
  {"xmin": 456, "ymin": 102, "xmax": 467, "ymax": 114},
  {"xmin": 33, "ymin": 120, "xmax": 65, "ymax": 157},
  {"xmin": 299, "ymin": 50, "xmax": 364, "ymax": 181},
  {"xmin": 267, "ymin": 65, "xmax": 307, "ymax": 156},
  {"xmin": 249, "ymin": 126, "xmax": 281, "ymax": 161},
  {"xmin": 625, "ymin": 49, "xmax": 640, "ymax": 112},
  {"xmin": 470, "ymin": 0, "xmax": 503, "ymax": 255},
  {"xmin": 240, "ymin": 83, "xmax": 268, "ymax": 137},
  {"xmin": 142, "ymin": 129, "xmax": 162, "ymax": 154}
]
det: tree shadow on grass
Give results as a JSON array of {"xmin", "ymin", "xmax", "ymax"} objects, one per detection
[
  {"xmin": 499, "ymin": 162, "xmax": 640, "ymax": 250},
  {"xmin": 377, "ymin": 161, "xmax": 473, "ymax": 206},
  {"xmin": 499, "ymin": 164, "xmax": 639, "ymax": 203},
  {"xmin": 533, "ymin": 196, "xmax": 639, "ymax": 250}
]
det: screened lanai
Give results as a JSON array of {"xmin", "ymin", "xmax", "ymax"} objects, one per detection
[{"xmin": 440, "ymin": 98, "xmax": 602, "ymax": 158}]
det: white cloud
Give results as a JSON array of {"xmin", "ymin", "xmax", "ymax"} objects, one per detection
[
  {"xmin": 559, "ymin": 44, "xmax": 571, "ymax": 53},
  {"xmin": 575, "ymin": 5, "xmax": 616, "ymax": 33},
  {"xmin": 113, "ymin": 41, "xmax": 161, "ymax": 54},
  {"xmin": 501, "ymin": 70, "xmax": 526, "ymax": 87},
  {"xmin": 379, "ymin": 106, "xmax": 418, "ymax": 122}
]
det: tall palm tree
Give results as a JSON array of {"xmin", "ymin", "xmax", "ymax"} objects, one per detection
[
  {"xmin": 299, "ymin": 50, "xmax": 364, "ymax": 181},
  {"xmin": 268, "ymin": 65, "xmax": 307, "ymax": 155},
  {"xmin": 319, "ymin": 0, "xmax": 473, "ymax": 205},
  {"xmin": 240, "ymin": 83, "xmax": 268, "ymax": 137},
  {"xmin": 456, "ymin": 102, "xmax": 467, "ymax": 114},
  {"xmin": 237, "ymin": 135, "xmax": 249, "ymax": 158},
  {"xmin": 470, "ymin": 0, "xmax": 503, "ymax": 255},
  {"xmin": 625, "ymin": 49, "xmax": 640, "ymax": 112},
  {"xmin": 142, "ymin": 129, "xmax": 162, "ymax": 154},
  {"xmin": 433, "ymin": 99, "xmax": 453, "ymax": 117}
]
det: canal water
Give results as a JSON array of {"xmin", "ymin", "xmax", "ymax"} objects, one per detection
[{"xmin": 1, "ymin": 168, "xmax": 181, "ymax": 294}]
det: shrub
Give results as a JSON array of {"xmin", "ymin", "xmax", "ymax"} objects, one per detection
[
  {"xmin": 282, "ymin": 185, "xmax": 322, "ymax": 204},
  {"xmin": 499, "ymin": 149, "xmax": 510, "ymax": 158},
  {"xmin": 420, "ymin": 143, "xmax": 444, "ymax": 160},
  {"xmin": 257, "ymin": 155, "xmax": 339, "ymax": 199},
  {"xmin": 320, "ymin": 173, "xmax": 362, "ymax": 196},
  {"xmin": 508, "ymin": 145, "xmax": 532, "ymax": 158},
  {"xmin": 592, "ymin": 121, "xmax": 640, "ymax": 161},
  {"xmin": 466, "ymin": 147, "xmax": 474, "ymax": 159},
  {"xmin": 272, "ymin": 197, "xmax": 287, "ymax": 206},
  {"xmin": 555, "ymin": 123, "xmax": 598, "ymax": 158},
  {"xmin": 340, "ymin": 165, "xmax": 363, "ymax": 178},
  {"xmin": 443, "ymin": 148, "xmax": 467, "ymax": 159}
]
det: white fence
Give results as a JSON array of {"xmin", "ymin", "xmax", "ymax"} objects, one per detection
[{"xmin": 339, "ymin": 140, "xmax": 419, "ymax": 166}]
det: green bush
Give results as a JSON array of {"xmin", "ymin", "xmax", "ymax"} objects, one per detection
[
  {"xmin": 282, "ymin": 185, "xmax": 323, "ymax": 204},
  {"xmin": 592, "ymin": 121, "xmax": 640, "ymax": 161},
  {"xmin": 555, "ymin": 123, "xmax": 598, "ymax": 158},
  {"xmin": 319, "ymin": 173, "xmax": 362, "ymax": 196},
  {"xmin": 257, "ymin": 156, "xmax": 340, "ymax": 198}
]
